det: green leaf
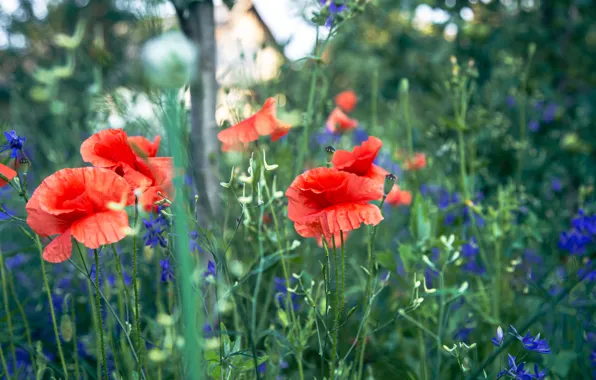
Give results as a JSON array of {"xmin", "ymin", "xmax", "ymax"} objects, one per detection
[
  {"xmin": 410, "ymin": 194, "xmax": 432, "ymax": 243},
  {"xmin": 377, "ymin": 250, "xmax": 397, "ymax": 272},
  {"xmin": 398, "ymin": 244, "xmax": 416, "ymax": 273},
  {"xmin": 551, "ymin": 351, "xmax": 578, "ymax": 377}
]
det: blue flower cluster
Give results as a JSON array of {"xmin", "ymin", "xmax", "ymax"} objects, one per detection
[
  {"xmin": 492, "ymin": 325, "xmax": 550, "ymax": 378},
  {"xmin": 320, "ymin": 1, "xmax": 347, "ymax": 28},
  {"xmin": 160, "ymin": 258, "xmax": 175, "ymax": 283},
  {"xmin": 143, "ymin": 208, "xmax": 169, "ymax": 248},
  {"xmin": 558, "ymin": 209, "xmax": 596, "ymax": 255},
  {"xmin": 420, "ymin": 185, "xmax": 485, "ymax": 227},
  {"xmin": 460, "ymin": 237, "xmax": 485, "ymax": 275},
  {"xmin": 0, "ymin": 130, "xmax": 25, "ymax": 158},
  {"xmin": 274, "ymin": 277, "xmax": 299, "ymax": 311}
]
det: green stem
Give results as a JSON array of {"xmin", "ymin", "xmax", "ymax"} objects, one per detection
[
  {"xmin": 330, "ymin": 236, "xmax": 340, "ymax": 380},
  {"xmin": 72, "ymin": 297, "xmax": 81, "ymax": 380},
  {"xmin": 493, "ymin": 238, "xmax": 502, "ymax": 323},
  {"xmin": 402, "ymin": 79, "xmax": 418, "ymax": 188},
  {"xmin": 340, "ymin": 231, "xmax": 345, "ymax": 318},
  {"xmin": 7, "ymin": 269, "xmax": 36, "ymax": 374},
  {"xmin": 0, "ymin": 342, "xmax": 9, "ymax": 380},
  {"xmin": 434, "ymin": 272, "xmax": 445, "ymax": 379},
  {"xmin": 132, "ymin": 198, "xmax": 142, "ymax": 372},
  {"xmin": 36, "ymin": 236, "xmax": 69, "ymax": 379},
  {"xmin": 418, "ymin": 327, "xmax": 428, "ymax": 380},
  {"xmin": 295, "ymin": 26, "xmax": 321, "ymax": 178},
  {"xmin": 94, "ymin": 250, "xmax": 109, "ymax": 378},
  {"xmin": 0, "ymin": 252, "xmax": 17, "ymax": 371},
  {"xmin": 356, "ymin": 196, "xmax": 387, "ymax": 379}
]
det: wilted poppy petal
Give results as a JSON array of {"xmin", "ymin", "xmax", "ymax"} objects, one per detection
[
  {"xmin": 81, "ymin": 129, "xmax": 138, "ymax": 168},
  {"xmin": 0, "ymin": 163, "xmax": 16, "ymax": 187},
  {"xmin": 43, "ymin": 230, "xmax": 73, "ymax": 263},
  {"xmin": 71, "ymin": 210, "xmax": 129, "ymax": 249},
  {"xmin": 335, "ymin": 90, "xmax": 357, "ymax": 113},
  {"xmin": 332, "ymin": 136, "xmax": 383, "ymax": 177},
  {"xmin": 128, "ymin": 136, "xmax": 161, "ymax": 158}
]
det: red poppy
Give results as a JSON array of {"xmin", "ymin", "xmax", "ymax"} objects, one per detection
[
  {"xmin": 128, "ymin": 136, "xmax": 161, "ymax": 158},
  {"xmin": 385, "ymin": 185, "xmax": 412, "ymax": 207},
  {"xmin": 217, "ymin": 98, "xmax": 291, "ymax": 152},
  {"xmin": 0, "ymin": 164, "xmax": 16, "ymax": 187},
  {"xmin": 326, "ymin": 107, "xmax": 358, "ymax": 133},
  {"xmin": 404, "ymin": 153, "xmax": 427, "ymax": 171},
  {"xmin": 80, "ymin": 129, "xmax": 174, "ymax": 211},
  {"xmin": 26, "ymin": 167, "xmax": 134, "ymax": 263},
  {"xmin": 331, "ymin": 136, "xmax": 389, "ymax": 186},
  {"xmin": 316, "ymin": 230, "xmax": 349, "ymax": 248},
  {"xmin": 286, "ymin": 168, "xmax": 383, "ymax": 239},
  {"xmin": 335, "ymin": 90, "xmax": 357, "ymax": 113}
]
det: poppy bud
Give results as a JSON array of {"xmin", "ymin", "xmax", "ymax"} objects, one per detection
[
  {"xmin": 325, "ymin": 146, "xmax": 335, "ymax": 167},
  {"xmin": 18, "ymin": 157, "xmax": 30, "ymax": 175},
  {"xmin": 384, "ymin": 173, "xmax": 397, "ymax": 195}
]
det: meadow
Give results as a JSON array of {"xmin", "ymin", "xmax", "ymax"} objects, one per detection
[{"xmin": 1, "ymin": 0, "xmax": 596, "ymax": 379}]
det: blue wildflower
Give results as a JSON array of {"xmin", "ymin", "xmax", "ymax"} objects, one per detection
[
  {"xmin": 4, "ymin": 253, "xmax": 28, "ymax": 270},
  {"xmin": 424, "ymin": 248, "xmax": 440, "ymax": 288},
  {"xmin": 542, "ymin": 102, "xmax": 557, "ymax": 123},
  {"xmin": 497, "ymin": 354, "xmax": 533, "ymax": 379},
  {"xmin": 551, "ymin": 178, "xmax": 562, "ymax": 192},
  {"xmin": 506, "ymin": 95, "xmax": 516, "ymax": 108},
  {"xmin": 320, "ymin": 0, "xmax": 347, "ymax": 28},
  {"xmin": 0, "ymin": 130, "xmax": 25, "ymax": 158},
  {"xmin": 528, "ymin": 119, "xmax": 540, "ymax": 132},
  {"xmin": 203, "ymin": 260, "xmax": 216, "ymax": 278},
  {"xmin": 492, "ymin": 326, "xmax": 504, "ymax": 347},
  {"xmin": 313, "ymin": 128, "xmax": 341, "ymax": 147},
  {"xmin": 510, "ymin": 325, "xmax": 551, "ymax": 354},
  {"xmin": 578, "ymin": 260, "xmax": 596, "ymax": 282},
  {"xmin": 257, "ymin": 361, "xmax": 266, "ymax": 375},
  {"xmin": 461, "ymin": 237, "xmax": 485, "ymax": 275},
  {"xmin": 558, "ymin": 210, "xmax": 596, "ymax": 255},
  {"xmin": 274, "ymin": 277, "xmax": 299, "ymax": 311},
  {"xmin": 160, "ymin": 258, "xmax": 175, "ymax": 283},
  {"xmin": 143, "ymin": 212, "xmax": 168, "ymax": 248},
  {"xmin": 352, "ymin": 129, "xmax": 369, "ymax": 145},
  {"xmin": 189, "ymin": 230, "xmax": 203, "ymax": 253}
]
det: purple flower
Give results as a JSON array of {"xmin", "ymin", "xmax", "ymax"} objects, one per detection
[
  {"xmin": 492, "ymin": 326, "xmax": 504, "ymax": 347},
  {"xmin": 160, "ymin": 258, "xmax": 175, "ymax": 283},
  {"xmin": 551, "ymin": 178, "xmax": 562, "ymax": 192},
  {"xmin": 257, "ymin": 361, "xmax": 266, "ymax": 375},
  {"xmin": 506, "ymin": 95, "xmax": 516, "ymax": 108},
  {"xmin": 558, "ymin": 210, "xmax": 596, "ymax": 255},
  {"xmin": 352, "ymin": 129, "xmax": 369, "ymax": 145},
  {"xmin": 320, "ymin": 0, "xmax": 347, "ymax": 28},
  {"xmin": 461, "ymin": 237, "xmax": 485, "ymax": 275},
  {"xmin": 274, "ymin": 277, "xmax": 299, "ymax": 311},
  {"xmin": 143, "ymin": 212, "xmax": 169, "ymax": 248},
  {"xmin": 0, "ymin": 130, "xmax": 25, "ymax": 158},
  {"xmin": 542, "ymin": 103, "xmax": 557, "ymax": 123},
  {"xmin": 510, "ymin": 325, "xmax": 551, "ymax": 354},
  {"xmin": 189, "ymin": 230, "xmax": 203, "ymax": 253},
  {"xmin": 528, "ymin": 119, "xmax": 540, "ymax": 132},
  {"xmin": 4, "ymin": 253, "xmax": 28, "ymax": 270},
  {"xmin": 497, "ymin": 354, "xmax": 533, "ymax": 379},
  {"xmin": 203, "ymin": 260, "xmax": 216, "ymax": 278}
]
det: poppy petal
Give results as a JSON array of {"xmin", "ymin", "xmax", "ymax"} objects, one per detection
[
  {"xmin": 332, "ymin": 136, "xmax": 383, "ymax": 177},
  {"xmin": 386, "ymin": 185, "xmax": 412, "ymax": 206},
  {"xmin": 84, "ymin": 167, "xmax": 135, "ymax": 209},
  {"xmin": 326, "ymin": 108, "xmax": 358, "ymax": 133},
  {"xmin": 217, "ymin": 121, "xmax": 259, "ymax": 151},
  {"xmin": 26, "ymin": 195, "xmax": 78, "ymax": 236},
  {"xmin": 43, "ymin": 230, "xmax": 73, "ymax": 263},
  {"xmin": 128, "ymin": 136, "xmax": 161, "ymax": 158},
  {"xmin": 294, "ymin": 203, "xmax": 383, "ymax": 238},
  {"xmin": 335, "ymin": 90, "xmax": 357, "ymax": 113},
  {"xmin": 0, "ymin": 163, "xmax": 16, "ymax": 187},
  {"xmin": 71, "ymin": 210, "xmax": 130, "ymax": 249},
  {"xmin": 81, "ymin": 129, "xmax": 137, "ymax": 168},
  {"xmin": 366, "ymin": 164, "xmax": 390, "ymax": 186}
]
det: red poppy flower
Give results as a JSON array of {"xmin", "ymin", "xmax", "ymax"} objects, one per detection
[
  {"xmin": 26, "ymin": 167, "xmax": 134, "ymax": 263},
  {"xmin": 128, "ymin": 136, "xmax": 161, "ymax": 158},
  {"xmin": 335, "ymin": 90, "xmax": 357, "ymax": 113},
  {"xmin": 404, "ymin": 153, "xmax": 427, "ymax": 171},
  {"xmin": 217, "ymin": 98, "xmax": 291, "ymax": 152},
  {"xmin": 286, "ymin": 168, "xmax": 383, "ymax": 239},
  {"xmin": 0, "ymin": 163, "xmax": 16, "ymax": 187},
  {"xmin": 331, "ymin": 136, "xmax": 389, "ymax": 186},
  {"xmin": 385, "ymin": 185, "xmax": 412, "ymax": 207},
  {"xmin": 326, "ymin": 107, "xmax": 358, "ymax": 133},
  {"xmin": 316, "ymin": 231, "xmax": 349, "ymax": 248},
  {"xmin": 81, "ymin": 129, "xmax": 174, "ymax": 211}
]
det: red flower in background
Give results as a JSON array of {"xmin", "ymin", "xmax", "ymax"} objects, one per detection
[
  {"xmin": 128, "ymin": 135, "xmax": 161, "ymax": 158},
  {"xmin": 326, "ymin": 107, "xmax": 358, "ymax": 133},
  {"xmin": 0, "ymin": 164, "xmax": 16, "ymax": 187},
  {"xmin": 404, "ymin": 153, "xmax": 427, "ymax": 171},
  {"xmin": 81, "ymin": 129, "xmax": 173, "ymax": 211},
  {"xmin": 26, "ymin": 168, "xmax": 133, "ymax": 263},
  {"xmin": 332, "ymin": 136, "xmax": 389, "ymax": 186},
  {"xmin": 386, "ymin": 185, "xmax": 412, "ymax": 207},
  {"xmin": 217, "ymin": 98, "xmax": 291, "ymax": 152},
  {"xmin": 286, "ymin": 168, "xmax": 383, "ymax": 239},
  {"xmin": 335, "ymin": 90, "xmax": 357, "ymax": 113}
]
